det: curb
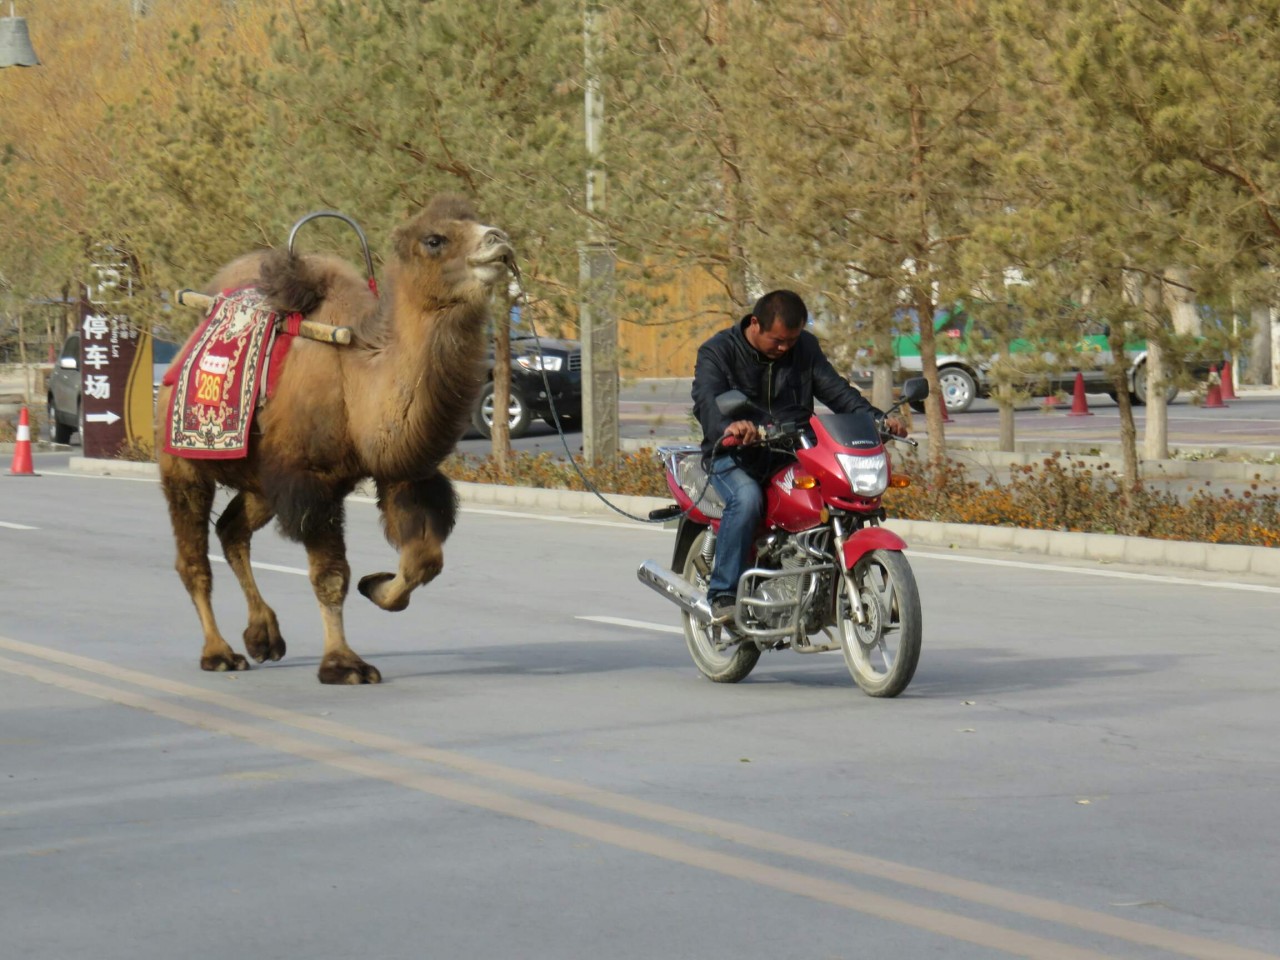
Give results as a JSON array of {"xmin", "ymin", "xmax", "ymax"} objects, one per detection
[{"xmin": 64, "ymin": 457, "xmax": 1279, "ymax": 579}]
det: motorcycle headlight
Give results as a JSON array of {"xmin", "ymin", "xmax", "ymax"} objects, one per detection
[
  {"xmin": 836, "ymin": 452, "xmax": 888, "ymax": 497},
  {"xmin": 517, "ymin": 353, "xmax": 563, "ymax": 372}
]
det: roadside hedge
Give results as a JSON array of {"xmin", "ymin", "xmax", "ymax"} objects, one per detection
[
  {"xmin": 441, "ymin": 448, "xmax": 1280, "ymax": 549},
  {"xmin": 7, "ymin": 404, "xmax": 1275, "ymax": 548}
]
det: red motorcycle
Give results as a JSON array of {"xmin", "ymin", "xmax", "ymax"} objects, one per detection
[{"xmin": 638, "ymin": 378, "xmax": 928, "ymax": 697}]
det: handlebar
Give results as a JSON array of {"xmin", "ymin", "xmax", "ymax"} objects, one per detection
[{"xmin": 718, "ymin": 417, "xmax": 915, "ymax": 450}]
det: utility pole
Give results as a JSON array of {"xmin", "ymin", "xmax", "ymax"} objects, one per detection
[{"xmin": 579, "ymin": 0, "xmax": 618, "ymax": 465}]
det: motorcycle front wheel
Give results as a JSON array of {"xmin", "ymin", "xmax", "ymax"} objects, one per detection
[
  {"xmin": 676, "ymin": 526, "xmax": 761, "ymax": 683},
  {"xmin": 837, "ymin": 548, "xmax": 922, "ymax": 697}
]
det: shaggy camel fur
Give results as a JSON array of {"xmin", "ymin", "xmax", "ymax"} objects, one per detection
[{"xmin": 156, "ymin": 195, "xmax": 514, "ymax": 684}]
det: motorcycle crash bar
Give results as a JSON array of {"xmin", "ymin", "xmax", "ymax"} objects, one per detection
[{"xmin": 637, "ymin": 560, "xmax": 715, "ymax": 623}]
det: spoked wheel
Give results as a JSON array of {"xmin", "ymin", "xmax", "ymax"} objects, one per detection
[
  {"xmin": 837, "ymin": 549, "xmax": 922, "ymax": 697},
  {"xmin": 676, "ymin": 527, "xmax": 760, "ymax": 683}
]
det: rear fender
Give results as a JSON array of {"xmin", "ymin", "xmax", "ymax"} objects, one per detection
[
  {"xmin": 671, "ymin": 516, "xmax": 708, "ymax": 570},
  {"xmin": 841, "ymin": 526, "xmax": 907, "ymax": 569}
]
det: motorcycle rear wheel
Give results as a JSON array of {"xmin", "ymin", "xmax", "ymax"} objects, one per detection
[
  {"xmin": 677, "ymin": 527, "xmax": 761, "ymax": 683},
  {"xmin": 837, "ymin": 549, "xmax": 921, "ymax": 697}
]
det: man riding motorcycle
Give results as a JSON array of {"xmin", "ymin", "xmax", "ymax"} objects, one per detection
[{"xmin": 691, "ymin": 289, "xmax": 907, "ymax": 623}]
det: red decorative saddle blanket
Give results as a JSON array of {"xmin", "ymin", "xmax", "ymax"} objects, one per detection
[{"xmin": 163, "ymin": 287, "xmax": 295, "ymax": 460}]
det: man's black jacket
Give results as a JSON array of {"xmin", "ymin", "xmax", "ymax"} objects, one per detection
[{"xmin": 691, "ymin": 316, "xmax": 878, "ymax": 459}]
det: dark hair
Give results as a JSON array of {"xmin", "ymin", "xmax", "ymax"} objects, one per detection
[{"xmin": 752, "ymin": 290, "xmax": 808, "ymax": 332}]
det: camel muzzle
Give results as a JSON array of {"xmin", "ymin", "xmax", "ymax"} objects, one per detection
[{"xmin": 468, "ymin": 228, "xmax": 516, "ymax": 275}]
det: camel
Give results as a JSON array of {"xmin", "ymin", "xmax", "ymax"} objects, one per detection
[{"xmin": 156, "ymin": 195, "xmax": 514, "ymax": 684}]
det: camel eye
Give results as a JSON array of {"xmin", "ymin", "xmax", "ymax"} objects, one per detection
[{"xmin": 421, "ymin": 234, "xmax": 447, "ymax": 254}]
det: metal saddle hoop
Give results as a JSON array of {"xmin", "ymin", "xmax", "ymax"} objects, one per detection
[{"xmin": 287, "ymin": 210, "xmax": 378, "ymax": 293}]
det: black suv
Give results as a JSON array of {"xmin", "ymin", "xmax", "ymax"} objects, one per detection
[{"xmin": 473, "ymin": 332, "xmax": 582, "ymax": 439}]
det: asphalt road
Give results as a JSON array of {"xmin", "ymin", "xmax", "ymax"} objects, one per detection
[
  {"xmin": 452, "ymin": 380, "xmax": 1280, "ymax": 459},
  {"xmin": 2, "ymin": 465, "xmax": 1278, "ymax": 959}
]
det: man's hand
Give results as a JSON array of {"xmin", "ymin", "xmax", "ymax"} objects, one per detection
[
  {"xmin": 883, "ymin": 415, "xmax": 908, "ymax": 438},
  {"xmin": 722, "ymin": 420, "xmax": 761, "ymax": 445}
]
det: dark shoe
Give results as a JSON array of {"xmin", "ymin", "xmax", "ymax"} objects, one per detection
[{"xmin": 709, "ymin": 595, "xmax": 736, "ymax": 624}]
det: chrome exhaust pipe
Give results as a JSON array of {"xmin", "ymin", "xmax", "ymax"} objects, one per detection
[{"xmin": 637, "ymin": 560, "xmax": 713, "ymax": 623}]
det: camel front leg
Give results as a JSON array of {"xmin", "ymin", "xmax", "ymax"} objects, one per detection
[
  {"xmin": 358, "ymin": 473, "xmax": 458, "ymax": 612},
  {"xmin": 215, "ymin": 491, "xmax": 285, "ymax": 664},
  {"xmin": 160, "ymin": 467, "xmax": 248, "ymax": 673},
  {"xmin": 303, "ymin": 503, "xmax": 381, "ymax": 685}
]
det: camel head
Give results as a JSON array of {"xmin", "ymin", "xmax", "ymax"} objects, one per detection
[{"xmin": 387, "ymin": 195, "xmax": 514, "ymax": 309}]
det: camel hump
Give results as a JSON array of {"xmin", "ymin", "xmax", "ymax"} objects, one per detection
[{"xmin": 258, "ymin": 249, "xmax": 331, "ymax": 316}]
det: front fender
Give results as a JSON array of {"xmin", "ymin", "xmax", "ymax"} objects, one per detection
[{"xmin": 842, "ymin": 526, "xmax": 908, "ymax": 569}]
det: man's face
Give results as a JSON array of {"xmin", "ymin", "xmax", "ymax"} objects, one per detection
[{"xmin": 746, "ymin": 316, "xmax": 802, "ymax": 360}]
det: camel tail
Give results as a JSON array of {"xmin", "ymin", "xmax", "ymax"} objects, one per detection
[{"xmin": 258, "ymin": 250, "xmax": 330, "ymax": 316}]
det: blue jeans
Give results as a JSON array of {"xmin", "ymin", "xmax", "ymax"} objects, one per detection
[{"xmin": 707, "ymin": 454, "xmax": 765, "ymax": 602}]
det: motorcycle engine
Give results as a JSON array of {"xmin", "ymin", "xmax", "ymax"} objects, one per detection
[{"xmin": 747, "ymin": 534, "xmax": 832, "ymax": 633}]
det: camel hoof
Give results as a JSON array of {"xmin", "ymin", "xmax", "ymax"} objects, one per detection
[
  {"xmin": 201, "ymin": 652, "xmax": 250, "ymax": 672},
  {"xmin": 318, "ymin": 656, "xmax": 382, "ymax": 685},
  {"xmin": 244, "ymin": 619, "xmax": 286, "ymax": 663},
  {"xmin": 357, "ymin": 572, "xmax": 410, "ymax": 612}
]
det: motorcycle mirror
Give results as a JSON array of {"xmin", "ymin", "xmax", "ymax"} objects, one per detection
[
  {"xmin": 715, "ymin": 389, "xmax": 761, "ymax": 418},
  {"xmin": 900, "ymin": 377, "xmax": 929, "ymax": 403}
]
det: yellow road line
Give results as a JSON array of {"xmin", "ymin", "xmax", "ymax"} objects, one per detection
[{"xmin": 0, "ymin": 635, "xmax": 1273, "ymax": 960}]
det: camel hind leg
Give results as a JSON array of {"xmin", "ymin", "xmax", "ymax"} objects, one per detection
[
  {"xmin": 160, "ymin": 461, "xmax": 248, "ymax": 673},
  {"xmin": 216, "ymin": 490, "xmax": 286, "ymax": 663},
  {"xmin": 358, "ymin": 473, "xmax": 458, "ymax": 612}
]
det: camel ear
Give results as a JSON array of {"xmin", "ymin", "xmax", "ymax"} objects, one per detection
[{"xmin": 392, "ymin": 223, "xmax": 416, "ymax": 262}]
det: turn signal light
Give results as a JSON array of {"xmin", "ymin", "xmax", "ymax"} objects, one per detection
[
  {"xmin": 889, "ymin": 475, "xmax": 912, "ymax": 489},
  {"xmin": 794, "ymin": 474, "xmax": 818, "ymax": 489}
]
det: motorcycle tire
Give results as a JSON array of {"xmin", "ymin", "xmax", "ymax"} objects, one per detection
[
  {"xmin": 675, "ymin": 526, "xmax": 760, "ymax": 683},
  {"xmin": 837, "ymin": 548, "xmax": 922, "ymax": 697}
]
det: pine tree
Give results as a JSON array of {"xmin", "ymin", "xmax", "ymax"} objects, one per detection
[{"xmin": 717, "ymin": 0, "xmax": 1034, "ymax": 462}]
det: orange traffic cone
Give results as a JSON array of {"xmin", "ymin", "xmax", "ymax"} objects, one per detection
[
  {"xmin": 1066, "ymin": 371, "xmax": 1093, "ymax": 417},
  {"xmin": 1204, "ymin": 364, "xmax": 1227, "ymax": 409},
  {"xmin": 6, "ymin": 406, "xmax": 39, "ymax": 477},
  {"xmin": 1220, "ymin": 359, "xmax": 1238, "ymax": 401}
]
